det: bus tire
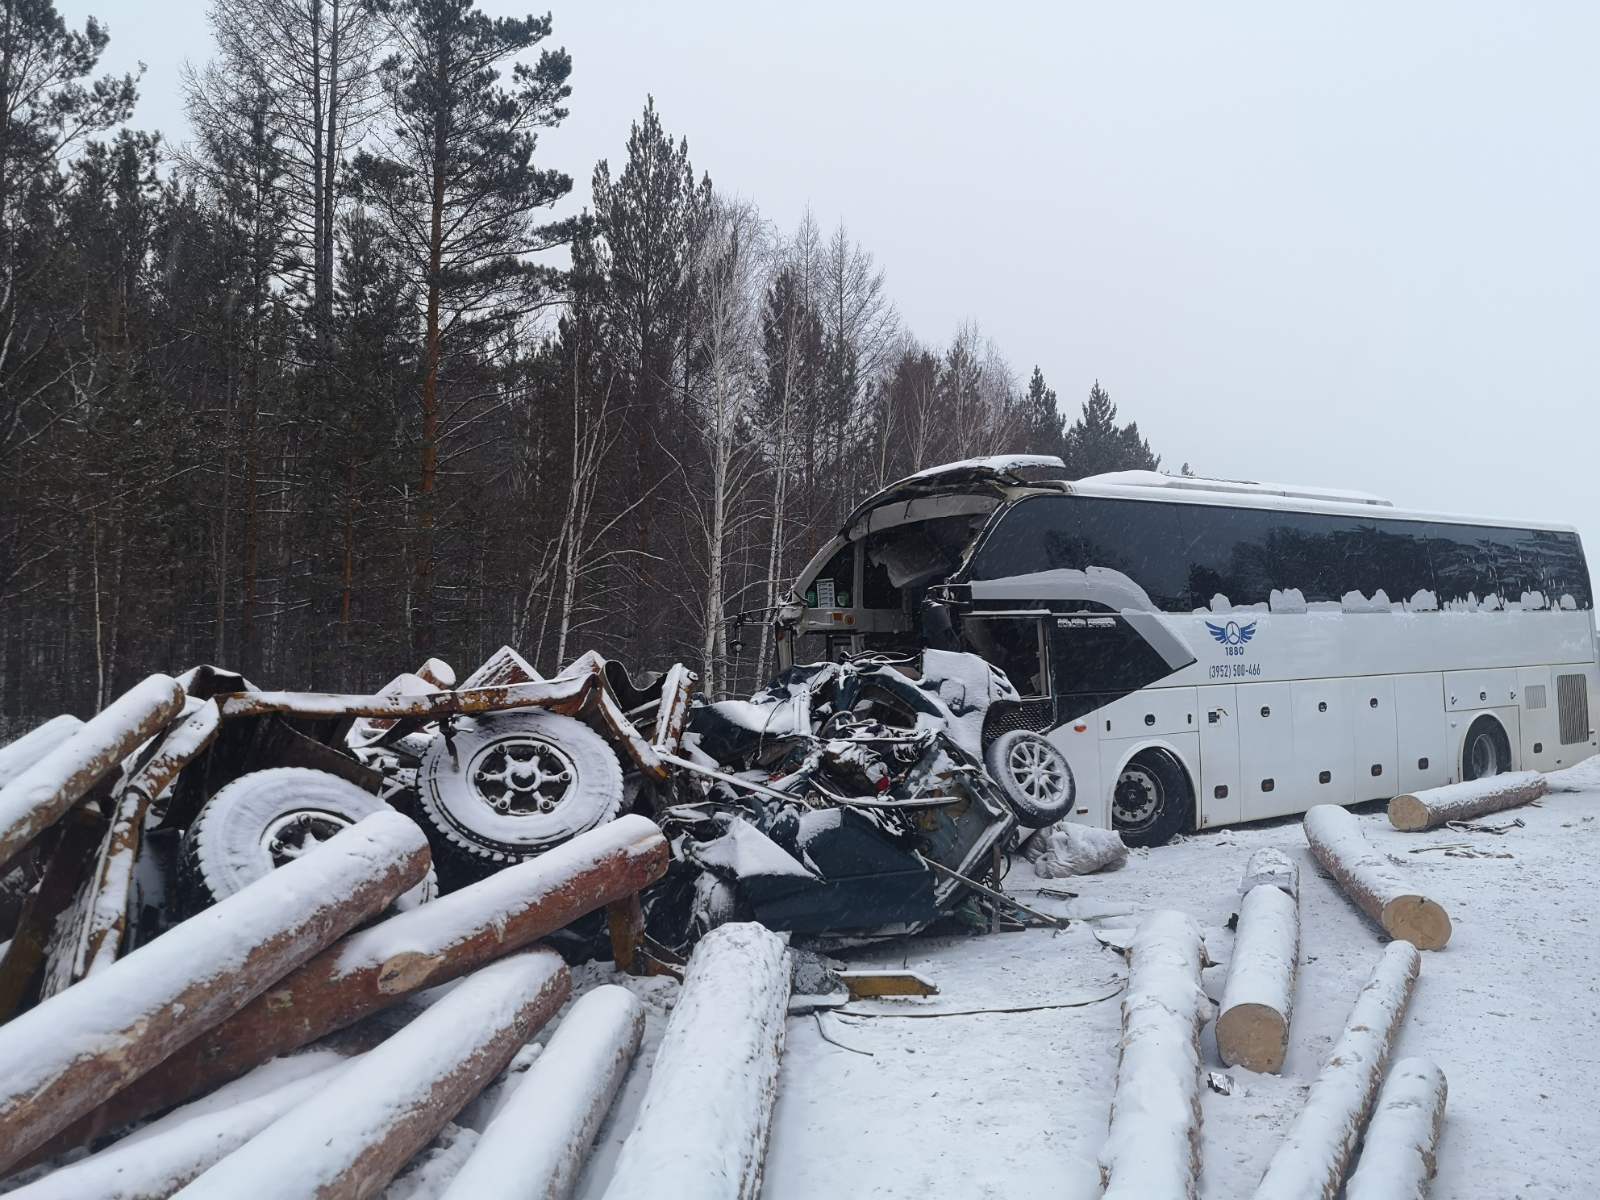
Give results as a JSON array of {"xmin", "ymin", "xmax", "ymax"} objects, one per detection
[
  {"xmin": 984, "ymin": 730, "xmax": 1075, "ymax": 828},
  {"xmin": 1111, "ymin": 749, "xmax": 1193, "ymax": 848},
  {"xmin": 1461, "ymin": 716, "xmax": 1512, "ymax": 781}
]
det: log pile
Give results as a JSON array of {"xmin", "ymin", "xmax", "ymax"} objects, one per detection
[{"xmin": 0, "ymin": 782, "xmax": 673, "ymax": 1194}]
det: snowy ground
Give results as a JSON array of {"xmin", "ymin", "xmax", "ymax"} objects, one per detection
[
  {"xmin": 12, "ymin": 778, "xmax": 1594, "ymax": 1198},
  {"xmin": 566, "ymin": 774, "xmax": 1599, "ymax": 1200}
]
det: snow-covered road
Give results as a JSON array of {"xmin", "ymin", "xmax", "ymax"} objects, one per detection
[{"xmin": 761, "ymin": 784, "xmax": 1599, "ymax": 1199}]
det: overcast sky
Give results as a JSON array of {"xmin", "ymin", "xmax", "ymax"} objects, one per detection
[{"xmin": 63, "ymin": 1, "xmax": 1600, "ymax": 554}]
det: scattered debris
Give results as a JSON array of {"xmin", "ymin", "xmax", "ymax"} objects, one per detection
[
  {"xmin": 1021, "ymin": 818, "xmax": 1128, "ymax": 877},
  {"xmin": 838, "ymin": 969, "xmax": 939, "ymax": 999},
  {"xmin": 1444, "ymin": 816, "xmax": 1525, "ymax": 836},
  {"xmin": 1207, "ymin": 1070, "xmax": 1236, "ymax": 1096}
]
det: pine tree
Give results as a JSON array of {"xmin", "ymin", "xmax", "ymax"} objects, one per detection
[
  {"xmin": 1018, "ymin": 366, "xmax": 1065, "ymax": 457},
  {"xmin": 354, "ymin": 0, "xmax": 574, "ymax": 655},
  {"xmin": 1062, "ymin": 380, "xmax": 1160, "ymax": 477}
]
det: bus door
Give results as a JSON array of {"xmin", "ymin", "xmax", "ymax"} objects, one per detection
[{"xmin": 1197, "ymin": 684, "xmax": 1241, "ymax": 827}]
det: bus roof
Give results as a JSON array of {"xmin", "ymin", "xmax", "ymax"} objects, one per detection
[{"xmin": 843, "ymin": 460, "xmax": 1580, "ymax": 540}]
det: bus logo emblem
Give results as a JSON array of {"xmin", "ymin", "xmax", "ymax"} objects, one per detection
[{"xmin": 1206, "ymin": 620, "xmax": 1257, "ymax": 647}]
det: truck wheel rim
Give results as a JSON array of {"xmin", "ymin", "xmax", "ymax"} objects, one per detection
[
  {"xmin": 470, "ymin": 736, "xmax": 577, "ymax": 816},
  {"xmin": 262, "ymin": 810, "xmax": 351, "ymax": 866}
]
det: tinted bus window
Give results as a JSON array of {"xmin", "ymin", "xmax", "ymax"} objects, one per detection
[
  {"xmin": 970, "ymin": 496, "xmax": 1189, "ymax": 611},
  {"xmin": 1529, "ymin": 529, "xmax": 1592, "ymax": 609},
  {"xmin": 1177, "ymin": 505, "xmax": 1274, "ymax": 610},
  {"xmin": 1425, "ymin": 524, "xmax": 1504, "ymax": 607}
]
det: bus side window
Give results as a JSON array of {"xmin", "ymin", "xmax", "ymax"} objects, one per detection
[{"xmin": 961, "ymin": 617, "xmax": 1048, "ymax": 699}]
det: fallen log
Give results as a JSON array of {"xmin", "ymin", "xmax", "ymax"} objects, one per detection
[
  {"xmin": 46, "ymin": 814, "xmax": 668, "ymax": 1150},
  {"xmin": 1303, "ymin": 805, "xmax": 1451, "ymax": 950},
  {"xmin": 1252, "ymin": 941, "xmax": 1422, "ymax": 1200},
  {"xmin": 1238, "ymin": 846, "xmax": 1299, "ymax": 899},
  {"xmin": 175, "ymin": 950, "xmax": 570, "ymax": 1200},
  {"xmin": 0, "ymin": 675, "xmax": 186, "ymax": 874},
  {"xmin": 0, "ymin": 716, "xmax": 84, "ymax": 791},
  {"xmin": 1344, "ymin": 1057, "xmax": 1448, "ymax": 1200},
  {"xmin": 8, "ymin": 1054, "xmax": 352, "ymax": 1200},
  {"xmin": 69, "ymin": 700, "xmax": 224, "ymax": 984},
  {"xmin": 1388, "ymin": 771, "xmax": 1546, "ymax": 832},
  {"xmin": 1217, "ymin": 878, "xmax": 1300, "ymax": 1074},
  {"xmin": 0, "ymin": 805, "xmax": 108, "ymax": 1019},
  {"xmin": 1098, "ymin": 909, "xmax": 1212, "ymax": 1200},
  {"xmin": 442, "ymin": 984, "xmax": 645, "ymax": 1200},
  {"xmin": 603, "ymin": 922, "xmax": 790, "ymax": 1200},
  {"xmin": 0, "ymin": 810, "xmax": 430, "ymax": 1173}
]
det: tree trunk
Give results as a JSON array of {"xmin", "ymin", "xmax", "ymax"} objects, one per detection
[
  {"xmin": 604, "ymin": 923, "xmax": 790, "ymax": 1200},
  {"xmin": 442, "ymin": 984, "xmax": 645, "ymax": 1200},
  {"xmin": 8, "ymin": 1055, "xmax": 351, "ymax": 1200},
  {"xmin": 0, "ymin": 812, "xmax": 431, "ymax": 1173},
  {"xmin": 1251, "ymin": 942, "xmax": 1422, "ymax": 1200},
  {"xmin": 1304, "ymin": 805, "xmax": 1451, "ymax": 950},
  {"xmin": 174, "ymin": 953, "xmax": 570, "ymax": 1200},
  {"xmin": 1216, "ymin": 882, "xmax": 1300, "ymax": 1073},
  {"xmin": 1343, "ymin": 1057, "xmax": 1448, "ymax": 1200},
  {"xmin": 1098, "ymin": 909, "xmax": 1211, "ymax": 1200},
  {"xmin": 1387, "ymin": 771, "xmax": 1545, "ymax": 832}
]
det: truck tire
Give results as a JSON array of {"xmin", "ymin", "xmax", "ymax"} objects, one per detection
[
  {"xmin": 416, "ymin": 710, "xmax": 624, "ymax": 866},
  {"xmin": 1111, "ymin": 749, "xmax": 1193, "ymax": 847},
  {"xmin": 181, "ymin": 767, "xmax": 436, "ymax": 913}
]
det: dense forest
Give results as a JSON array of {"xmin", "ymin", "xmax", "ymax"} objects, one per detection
[{"xmin": 0, "ymin": 0, "xmax": 1172, "ymax": 720}]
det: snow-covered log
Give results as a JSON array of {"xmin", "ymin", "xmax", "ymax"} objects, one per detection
[
  {"xmin": 1303, "ymin": 805, "xmax": 1451, "ymax": 950},
  {"xmin": 1099, "ymin": 909, "xmax": 1213, "ymax": 1200},
  {"xmin": 0, "ymin": 716, "xmax": 84, "ymax": 791},
  {"xmin": 69, "ymin": 700, "xmax": 225, "ymax": 984},
  {"xmin": 442, "ymin": 984, "xmax": 645, "ymax": 1200},
  {"xmin": 48, "ymin": 814, "xmax": 668, "ymax": 1149},
  {"xmin": 175, "ymin": 950, "xmax": 570, "ymax": 1200},
  {"xmin": 0, "ymin": 675, "xmax": 185, "ymax": 873},
  {"xmin": 603, "ymin": 922, "xmax": 790, "ymax": 1200},
  {"xmin": 1238, "ymin": 847, "xmax": 1299, "ymax": 899},
  {"xmin": 1343, "ymin": 1057, "xmax": 1448, "ymax": 1200},
  {"xmin": 1251, "ymin": 941, "xmax": 1422, "ymax": 1200},
  {"xmin": 1387, "ymin": 771, "xmax": 1546, "ymax": 832},
  {"xmin": 0, "ymin": 811, "xmax": 430, "ymax": 1173},
  {"xmin": 7, "ymin": 1055, "xmax": 351, "ymax": 1200},
  {"xmin": 1217, "ymin": 882, "xmax": 1300, "ymax": 1073}
]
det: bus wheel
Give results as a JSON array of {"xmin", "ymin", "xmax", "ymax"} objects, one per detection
[
  {"xmin": 1462, "ymin": 717, "xmax": 1512, "ymax": 781},
  {"xmin": 1112, "ymin": 750, "xmax": 1193, "ymax": 848}
]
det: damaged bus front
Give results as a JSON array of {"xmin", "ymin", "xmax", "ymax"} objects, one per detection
[{"xmin": 773, "ymin": 456, "xmax": 1198, "ymax": 842}]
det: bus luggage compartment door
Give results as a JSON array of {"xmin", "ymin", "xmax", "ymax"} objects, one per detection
[{"xmin": 1196, "ymin": 684, "xmax": 1241, "ymax": 827}]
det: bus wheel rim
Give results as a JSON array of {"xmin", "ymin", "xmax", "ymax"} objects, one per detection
[{"xmin": 1114, "ymin": 765, "xmax": 1162, "ymax": 827}]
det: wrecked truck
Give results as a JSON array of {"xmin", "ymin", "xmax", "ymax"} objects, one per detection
[{"xmin": 0, "ymin": 638, "xmax": 1074, "ymax": 1009}]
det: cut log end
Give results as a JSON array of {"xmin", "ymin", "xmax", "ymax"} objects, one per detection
[
  {"xmin": 1380, "ymin": 895, "xmax": 1452, "ymax": 951},
  {"xmin": 1386, "ymin": 794, "xmax": 1432, "ymax": 832},
  {"xmin": 1216, "ymin": 1003, "xmax": 1289, "ymax": 1074}
]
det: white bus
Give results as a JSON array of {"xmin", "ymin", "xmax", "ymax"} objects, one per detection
[{"xmin": 773, "ymin": 456, "xmax": 1598, "ymax": 845}]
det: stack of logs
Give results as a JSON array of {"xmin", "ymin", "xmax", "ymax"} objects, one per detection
[{"xmin": 0, "ymin": 770, "xmax": 797, "ymax": 1200}]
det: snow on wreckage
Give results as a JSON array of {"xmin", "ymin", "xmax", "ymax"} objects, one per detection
[{"xmin": 0, "ymin": 611, "xmax": 1095, "ymax": 1193}]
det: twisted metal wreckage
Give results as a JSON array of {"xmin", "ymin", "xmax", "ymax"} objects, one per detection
[{"xmin": 0, "ymin": 638, "xmax": 1080, "ymax": 1013}]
